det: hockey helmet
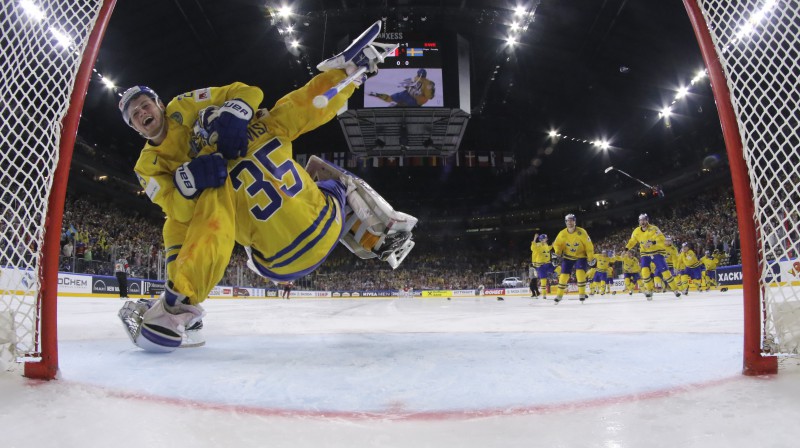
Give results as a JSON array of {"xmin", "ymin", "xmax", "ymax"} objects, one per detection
[
  {"xmin": 417, "ymin": 68, "xmax": 427, "ymax": 78},
  {"xmin": 119, "ymin": 85, "xmax": 160, "ymax": 125},
  {"xmin": 565, "ymin": 213, "xmax": 576, "ymax": 221},
  {"xmin": 638, "ymin": 213, "xmax": 649, "ymax": 222},
  {"xmin": 538, "ymin": 234, "xmax": 548, "ymax": 241}
]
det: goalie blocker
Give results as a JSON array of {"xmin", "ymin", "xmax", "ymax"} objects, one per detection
[{"xmin": 305, "ymin": 156, "xmax": 417, "ymax": 269}]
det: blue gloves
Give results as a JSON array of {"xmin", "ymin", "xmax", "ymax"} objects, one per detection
[
  {"xmin": 208, "ymin": 99, "xmax": 253, "ymax": 159},
  {"xmin": 174, "ymin": 154, "xmax": 227, "ymax": 199}
]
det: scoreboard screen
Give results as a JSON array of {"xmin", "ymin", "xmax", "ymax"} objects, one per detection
[{"xmin": 363, "ymin": 41, "xmax": 444, "ymax": 108}]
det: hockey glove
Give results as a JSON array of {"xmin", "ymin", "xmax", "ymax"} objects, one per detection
[
  {"xmin": 208, "ymin": 99, "xmax": 253, "ymax": 160},
  {"xmin": 174, "ymin": 153, "xmax": 227, "ymax": 199},
  {"xmin": 588, "ymin": 257, "xmax": 597, "ymax": 267}
]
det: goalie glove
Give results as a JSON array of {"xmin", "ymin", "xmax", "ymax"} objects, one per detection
[
  {"xmin": 174, "ymin": 153, "xmax": 227, "ymax": 199},
  {"xmin": 208, "ymin": 99, "xmax": 253, "ymax": 159}
]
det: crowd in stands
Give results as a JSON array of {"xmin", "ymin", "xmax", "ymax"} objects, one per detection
[
  {"xmin": 59, "ymin": 196, "xmax": 162, "ymax": 278},
  {"xmin": 51, "ymin": 185, "xmax": 742, "ymax": 291}
]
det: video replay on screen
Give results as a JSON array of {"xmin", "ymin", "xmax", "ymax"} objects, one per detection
[{"xmin": 363, "ymin": 41, "xmax": 444, "ymax": 108}]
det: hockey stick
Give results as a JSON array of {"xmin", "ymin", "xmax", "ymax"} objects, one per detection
[
  {"xmin": 312, "ymin": 42, "xmax": 399, "ymax": 109},
  {"xmin": 312, "ymin": 66, "xmax": 368, "ymax": 108},
  {"xmin": 604, "ymin": 166, "xmax": 656, "ymax": 190}
]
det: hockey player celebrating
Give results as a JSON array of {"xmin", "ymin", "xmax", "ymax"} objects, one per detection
[
  {"xmin": 552, "ymin": 214, "xmax": 594, "ymax": 304},
  {"xmin": 624, "ymin": 214, "xmax": 681, "ymax": 300},
  {"xmin": 118, "ymin": 21, "xmax": 416, "ymax": 352},
  {"xmin": 531, "ymin": 233, "xmax": 553, "ymax": 299}
]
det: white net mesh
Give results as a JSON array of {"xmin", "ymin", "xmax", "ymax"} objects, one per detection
[
  {"xmin": 0, "ymin": 0, "xmax": 104, "ymax": 368},
  {"xmin": 696, "ymin": 0, "xmax": 800, "ymax": 355}
]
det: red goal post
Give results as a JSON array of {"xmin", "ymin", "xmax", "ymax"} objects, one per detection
[
  {"xmin": 0, "ymin": 0, "xmax": 116, "ymax": 380},
  {"xmin": 684, "ymin": 0, "xmax": 799, "ymax": 375}
]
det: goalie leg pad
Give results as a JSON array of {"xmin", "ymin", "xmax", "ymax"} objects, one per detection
[{"xmin": 305, "ymin": 156, "xmax": 418, "ymax": 268}]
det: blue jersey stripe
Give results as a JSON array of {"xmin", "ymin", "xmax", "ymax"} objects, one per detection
[
  {"xmin": 260, "ymin": 198, "xmax": 332, "ymax": 264},
  {"xmin": 270, "ymin": 200, "xmax": 338, "ymax": 268}
]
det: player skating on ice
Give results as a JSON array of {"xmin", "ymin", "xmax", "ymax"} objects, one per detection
[
  {"xmin": 531, "ymin": 234, "xmax": 554, "ymax": 299},
  {"xmin": 118, "ymin": 21, "xmax": 416, "ymax": 352},
  {"xmin": 624, "ymin": 214, "xmax": 681, "ymax": 300},
  {"xmin": 552, "ymin": 214, "xmax": 594, "ymax": 304}
]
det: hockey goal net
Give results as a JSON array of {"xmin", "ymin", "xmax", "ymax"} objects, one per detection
[
  {"xmin": 684, "ymin": 0, "xmax": 800, "ymax": 374},
  {"xmin": 0, "ymin": 0, "xmax": 115, "ymax": 379}
]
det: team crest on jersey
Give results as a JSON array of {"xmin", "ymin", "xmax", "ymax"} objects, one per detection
[
  {"xmin": 195, "ymin": 88, "xmax": 210, "ymax": 101},
  {"xmin": 170, "ymin": 111, "xmax": 183, "ymax": 125}
]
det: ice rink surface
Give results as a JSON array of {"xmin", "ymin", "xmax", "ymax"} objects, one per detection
[{"xmin": 2, "ymin": 290, "xmax": 799, "ymax": 448}]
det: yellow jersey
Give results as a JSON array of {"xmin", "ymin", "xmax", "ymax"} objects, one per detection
[
  {"xmin": 626, "ymin": 224, "xmax": 668, "ymax": 256},
  {"xmin": 531, "ymin": 240, "xmax": 552, "ymax": 266},
  {"xmin": 553, "ymin": 226, "xmax": 594, "ymax": 261},
  {"xmin": 134, "ymin": 70, "xmax": 354, "ymax": 303}
]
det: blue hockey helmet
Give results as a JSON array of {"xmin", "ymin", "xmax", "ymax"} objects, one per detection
[
  {"xmin": 638, "ymin": 213, "xmax": 649, "ymax": 222},
  {"xmin": 565, "ymin": 213, "xmax": 576, "ymax": 221},
  {"xmin": 417, "ymin": 68, "xmax": 427, "ymax": 78},
  {"xmin": 119, "ymin": 85, "xmax": 160, "ymax": 125},
  {"xmin": 538, "ymin": 234, "xmax": 548, "ymax": 241}
]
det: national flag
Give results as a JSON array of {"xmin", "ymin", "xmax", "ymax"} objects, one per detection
[
  {"xmin": 407, "ymin": 48, "xmax": 424, "ymax": 57},
  {"xmin": 385, "ymin": 157, "xmax": 398, "ymax": 167},
  {"xmin": 385, "ymin": 47, "xmax": 399, "ymax": 58},
  {"xmin": 478, "ymin": 155, "xmax": 489, "ymax": 167},
  {"xmin": 490, "ymin": 151, "xmax": 497, "ymax": 167}
]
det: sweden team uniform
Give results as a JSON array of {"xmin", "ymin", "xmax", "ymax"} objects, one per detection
[
  {"xmin": 531, "ymin": 239, "xmax": 554, "ymax": 284},
  {"xmin": 134, "ymin": 71, "xmax": 354, "ymax": 304},
  {"xmin": 552, "ymin": 226, "xmax": 594, "ymax": 299},
  {"xmin": 680, "ymin": 246, "xmax": 705, "ymax": 292},
  {"xmin": 625, "ymin": 224, "xmax": 679, "ymax": 295}
]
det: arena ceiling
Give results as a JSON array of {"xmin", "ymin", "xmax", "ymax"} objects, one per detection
[{"xmin": 79, "ymin": 0, "xmax": 723, "ymax": 210}]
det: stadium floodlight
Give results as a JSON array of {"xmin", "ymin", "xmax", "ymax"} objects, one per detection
[
  {"xmin": 599, "ymin": 140, "xmax": 610, "ymax": 150},
  {"xmin": 548, "ymin": 130, "xmax": 557, "ymax": 138},
  {"xmin": 510, "ymin": 22, "xmax": 520, "ymax": 32},
  {"xmin": 514, "ymin": 6, "xmax": 527, "ymax": 16},
  {"xmin": 290, "ymin": 39, "xmax": 300, "ymax": 48},
  {"xmin": 20, "ymin": 0, "xmax": 45, "ymax": 21},
  {"xmin": 277, "ymin": 6, "xmax": 293, "ymax": 19},
  {"xmin": 659, "ymin": 106, "xmax": 672, "ymax": 118},
  {"xmin": 675, "ymin": 86, "xmax": 689, "ymax": 99},
  {"xmin": 506, "ymin": 36, "xmax": 517, "ymax": 46},
  {"xmin": 100, "ymin": 77, "xmax": 115, "ymax": 89},
  {"xmin": 604, "ymin": 166, "xmax": 614, "ymax": 174}
]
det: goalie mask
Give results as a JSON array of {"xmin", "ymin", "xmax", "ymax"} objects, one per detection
[{"xmin": 119, "ymin": 85, "xmax": 160, "ymax": 126}]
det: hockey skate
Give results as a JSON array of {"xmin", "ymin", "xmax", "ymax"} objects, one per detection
[
  {"xmin": 118, "ymin": 290, "xmax": 206, "ymax": 353},
  {"xmin": 317, "ymin": 20, "xmax": 398, "ymax": 76},
  {"xmin": 305, "ymin": 155, "xmax": 417, "ymax": 269}
]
